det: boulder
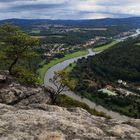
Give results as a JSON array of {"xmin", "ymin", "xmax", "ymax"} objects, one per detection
[
  {"xmin": 0, "ymin": 82, "xmax": 50, "ymax": 106},
  {"xmin": 0, "ymin": 74, "xmax": 6, "ymax": 83}
]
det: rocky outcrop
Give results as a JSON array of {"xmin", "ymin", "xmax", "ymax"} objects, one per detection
[
  {"xmin": 0, "ymin": 74, "xmax": 7, "ymax": 83},
  {"xmin": 0, "ymin": 103, "xmax": 140, "ymax": 140},
  {"xmin": 0, "ymin": 82, "xmax": 50, "ymax": 106},
  {"xmin": 0, "ymin": 77, "xmax": 140, "ymax": 140}
]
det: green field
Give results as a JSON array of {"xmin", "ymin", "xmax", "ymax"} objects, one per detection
[
  {"xmin": 93, "ymin": 41, "xmax": 118, "ymax": 52},
  {"xmin": 31, "ymin": 29, "xmax": 40, "ymax": 34},
  {"xmin": 136, "ymin": 43, "xmax": 140, "ymax": 46},
  {"xmin": 37, "ymin": 50, "xmax": 87, "ymax": 84},
  {"xmin": 98, "ymin": 89, "xmax": 117, "ymax": 96},
  {"xmin": 64, "ymin": 63, "xmax": 76, "ymax": 73}
]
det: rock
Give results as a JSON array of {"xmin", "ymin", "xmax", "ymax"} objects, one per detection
[
  {"xmin": 0, "ymin": 82, "xmax": 50, "ymax": 106},
  {"xmin": 0, "ymin": 103, "xmax": 139, "ymax": 140},
  {"xmin": 0, "ymin": 78, "xmax": 140, "ymax": 140},
  {"xmin": 0, "ymin": 74, "xmax": 6, "ymax": 83},
  {"xmin": 38, "ymin": 131, "xmax": 65, "ymax": 140}
]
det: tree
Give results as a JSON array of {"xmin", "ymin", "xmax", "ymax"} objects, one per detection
[
  {"xmin": 45, "ymin": 71, "xmax": 75, "ymax": 105},
  {"xmin": 0, "ymin": 24, "xmax": 39, "ymax": 75}
]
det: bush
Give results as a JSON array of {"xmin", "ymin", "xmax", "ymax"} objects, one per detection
[
  {"xmin": 13, "ymin": 66, "xmax": 38, "ymax": 85},
  {"xmin": 56, "ymin": 95, "xmax": 111, "ymax": 119}
]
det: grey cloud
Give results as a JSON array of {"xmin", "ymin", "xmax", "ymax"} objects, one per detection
[
  {"xmin": 0, "ymin": 0, "xmax": 139, "ymax": 19},
  {"xmin": 11, "ymin": 4, "xmax": 64, "ymax": 11}
]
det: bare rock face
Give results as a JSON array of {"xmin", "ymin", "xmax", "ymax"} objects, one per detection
[
  {"xmin": 0, "ymin": 82, "xmax": 50, "ymax": 106},
  {"xmin": 0, "ymin": 78, "xmax": 140, "ymax": 140},
  {"xmin": 0, "ymin": 103, "xmax": 140, "ymax": 140}
]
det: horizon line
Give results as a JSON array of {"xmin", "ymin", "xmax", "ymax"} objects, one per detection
[{"xmin": 0, "ymin": 16, "xmax": 140, "ymax": 21}]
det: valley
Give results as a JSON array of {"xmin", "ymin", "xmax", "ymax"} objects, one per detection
[
  {"xmin": 0, "ymin": 18, "xmax": 140, "ymax": 120},
  {"xmin": 43, "ymin": 29, "xmax": 140, "ymax": 119},
  {"xmin": 0, "ymin": 1, "xmax": 140, "ymax": 139},
  {"xmin": 66, "ymin": 36, "xmax": 140, "ymax": 118}
]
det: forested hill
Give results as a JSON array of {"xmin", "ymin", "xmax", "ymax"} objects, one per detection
[
  {"xmin": 71, "ymin": 37, "xmax": 140, "ymax": 83},
  {"xmin": 0, "ymin": 17, "xmax": 140, "ymax": 28}
]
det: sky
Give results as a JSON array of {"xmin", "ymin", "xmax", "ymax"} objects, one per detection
[{"xmin": 0, "ymin": 0, "xmax": 140, "ymax": 20}]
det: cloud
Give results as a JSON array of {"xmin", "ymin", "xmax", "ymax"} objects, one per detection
[{"xmin": 0, "ymin": 0, "xmax": 140, "ymax": 19}]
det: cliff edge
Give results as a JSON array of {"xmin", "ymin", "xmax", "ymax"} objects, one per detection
[{"xmin": 0, "ymin": 75, "xmax": 140, "ymax": 140}]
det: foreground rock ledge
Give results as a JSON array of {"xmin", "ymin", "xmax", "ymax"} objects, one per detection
[{"xmin": 0, "ymin": 103, "xmax": 140, "ymax": 140}]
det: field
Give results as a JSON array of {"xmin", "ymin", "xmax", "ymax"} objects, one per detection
[
  {"xmin": 136, "ymin": 43, "xmax": 140, "ymax": 46},
  {"xmin": 98, "ymin": 89, "xmax": 117, "ymax": 96},
  {"xmin": 31, "ymin": 36, "xmax": 46, "ymax": 39},
  {"xmin": 93, "ymin": 41, "xmax": 118, "ymax": 52},
  {"xmin": 30, "ymin": 29, "xmax": 40, "ymax": 34},
  {"xmin": 37, "ymin": 50, "xmax": 87, "ymax": 84},
  {"xmin": 64, "ymin": 63, "xmax": 76, "ymax": 73}
]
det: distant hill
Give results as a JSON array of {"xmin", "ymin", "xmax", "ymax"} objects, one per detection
[{"xmin": 0, "ymin": 17, "xmax": 140, "ymax": 28}]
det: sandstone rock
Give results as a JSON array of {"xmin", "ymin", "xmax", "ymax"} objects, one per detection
[
  {"xmin": 0, "ymin": 78, "xmax": 140, "ymax": 140},
  {"xmin": 0, "ymin": 74, "xmax": 6, "ymax": 83},
  {"xmin": 0, "ymin": 103, "xmax": 139, "ymax": 140},
  {"xmin": 0, "ymin": 82, "xmax": 50, "ymax": 106}
]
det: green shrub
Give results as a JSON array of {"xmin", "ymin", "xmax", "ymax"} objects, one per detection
[
  {"xmin": 56, "ymin": 95, "xmax": 111, "ymax": 119},
  {"xmin": 13, "ymin": 66, "xmax": 38, "ymax": 85}
]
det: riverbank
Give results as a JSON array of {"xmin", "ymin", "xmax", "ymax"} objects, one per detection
[
  {"xmin": 44, "ymin": 49, "xmax": 130, "ymax": 120},
  {"xmin": 37, "ymin": 49, "xmax": 88, "ymax": 84},
  {"xmin": 93, "ymin": 41, "xmax": 118, "ymax": 52},
  {"xmin": 64, "ymin": 41, "xmax": 119, "ymax": 72}
]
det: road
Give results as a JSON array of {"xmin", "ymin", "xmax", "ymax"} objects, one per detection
[
  {"xmin": 44, "ymin": 29, "xmax": 140, "ymax": 120},
  {"xmin": 44, "ymin": 49, "xmax": 130, "ymax": 121}
]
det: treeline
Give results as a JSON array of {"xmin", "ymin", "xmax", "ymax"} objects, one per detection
[
  {"xmin": 40, "ymin": 26, "xmax": 131, "ymax": 45},
  {"xmin": 41, "ymin": 33, "xmax": 86, "ymax": 45}
]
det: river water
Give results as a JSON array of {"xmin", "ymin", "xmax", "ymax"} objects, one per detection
[
  {"xmin": 117, "ymin": 28, "xmax": 140, "ymax": 41},
  {"xmin": 44, "ymin": 29, "xmax": 140, "ymax": 121}
]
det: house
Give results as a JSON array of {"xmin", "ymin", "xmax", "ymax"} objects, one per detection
[
  {"xmin": 118, "ymin": 79, "xmax": 127, "ymax": 86},
  {"xmin": 122, "ymin": 82, "xmax": 127, "ymax": 86},
  {"xmin": 118, "ymin": 79, "xmax": 123, "ymax": 84},
  {"xmin": 106, "ymin": 85, "xmax": 113, "ymax": 91}
]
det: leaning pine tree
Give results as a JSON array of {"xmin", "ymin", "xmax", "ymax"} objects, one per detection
[{"xmin": 0, "ymin": 24, "xmax": 39, "ymax": 75}]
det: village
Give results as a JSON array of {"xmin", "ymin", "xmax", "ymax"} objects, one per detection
[{"xmin": 39, "ymin": 36, "xmax": 110, "ymax": 59}]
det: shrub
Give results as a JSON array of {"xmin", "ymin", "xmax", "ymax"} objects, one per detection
[{"xmin": 13, "ymin": 66, "xmax": 38, "ymax": 85}]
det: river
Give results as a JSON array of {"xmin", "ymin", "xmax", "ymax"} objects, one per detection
[
  {"xmin": 44, "ymin": 29, "xmax": 140, "ymax": 121},
  {"xmin": 117, "ymin": 28, "xmax": 140, "ymax": 41}
]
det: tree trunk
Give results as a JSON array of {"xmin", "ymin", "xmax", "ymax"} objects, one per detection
[
  {"xmin": 51, "ymin": 96, "xmax": 58, "ymax": 105},
  {"xmin": 50, "ymin": 93, "xmax": 58, "ymax": 105},
  {"xmin": 8, "ymin": 57, "xmax": 18, "ymax": 75}
]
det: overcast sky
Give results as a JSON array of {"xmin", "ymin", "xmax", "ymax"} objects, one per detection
[{"xmin": 0, "ymin": 0, "xmax": 140, "ymax": 20}]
